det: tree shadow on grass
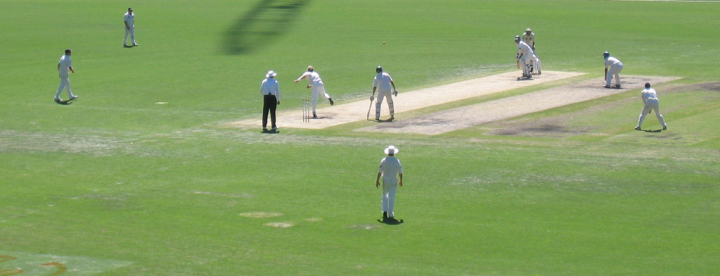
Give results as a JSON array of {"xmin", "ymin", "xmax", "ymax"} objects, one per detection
[{"xmin": 223, "ymin": 0, "xmax": 311, "ymax": 55}]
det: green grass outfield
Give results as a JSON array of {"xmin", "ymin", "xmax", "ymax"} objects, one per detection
[{"xmin": 1, "ymin": 0, "xmax": 719, "ymax": 275}]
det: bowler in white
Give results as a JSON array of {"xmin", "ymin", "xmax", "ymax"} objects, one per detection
[
  {"xmin": 636, "ymin": 82, "xmax": 667, "ymax": 131},
  {"xmin": 370, "ymin": 66, "xmax": 398, "ymax": 120},
  {"xmin": 294, "ymin": 66, "xmax": 334, "ymax": 118},
  {"xmin": 54, "ymin": 49, "xmax": 77, "ymax": 102},
  {"xmin": 123, "ymin": 8, "xmax": 137, "ymax": 47},
  {"xmin": 375, "ymin": 145, "xmax": 404, "ymax": 220}
]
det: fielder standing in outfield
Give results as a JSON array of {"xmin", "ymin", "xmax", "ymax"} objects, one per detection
[
  {"xmin": 260, "ymin": 70, "xmax": 280, "ymax": 132},
  {"xmin": 376, "ymin": 145, "xmax": 403, "ymax": 220},
  {"xmin": 515, "ymin": 35, "xmax": 535, "ymax": 79},
  {"xmin": 636, "ymin": 82, "xmax": 667, "ymax": 131},
  {"xmin": 294, "ymin": 66, "xmax": 334, "ymax": 118},
  {"xmin": 123, "ymin": 8, "xmax": 137, "ymax": 47},
  {"xmin": 603, "ymin": 51, "xmax": 623, "ymax": 88},
  {"xmin": 370, "ymin": 66, "xmax": 398, "ymax": 121},
  {"xmin": 521, "ymin": 28, "xmax": 535, "ymax": 51},
  {"xmin": 54, "ymin": 49, "xmax": 77, "ymax": 103}
]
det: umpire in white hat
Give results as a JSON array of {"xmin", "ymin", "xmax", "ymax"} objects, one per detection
[
  {"xmin": 375, "ymin": 145, "xmax": 404, "ymax": 220},
  {"xmin": 260, "ymin": 70, "xmax": 280, "ymax": 132}
]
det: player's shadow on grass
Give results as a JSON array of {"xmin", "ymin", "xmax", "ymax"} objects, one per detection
[
  {"xmin": 224, "ymin": 0, "xmax": 311, "ymax": 55},
  {"xmin": 377, "ymin": 217, "xmax": 404, "ymax": 225}
]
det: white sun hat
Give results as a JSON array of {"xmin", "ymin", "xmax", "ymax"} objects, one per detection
[
  {"xmin": 384, "ymin": 145, "xmax": 399, "ymax": 155},
  {"xmin": 526, "ymin": 28, "xmax": 532, "ymax": 32},
  {"xmin": 266, "ymin": 70, "xmax": 277, "ymax": 78}
]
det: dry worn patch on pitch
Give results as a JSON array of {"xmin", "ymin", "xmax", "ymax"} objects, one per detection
[
  {"xmin": 357, "ymin": 75, "xmax": 681, "ymax": 135},
  {"xmin": 227, "ymin": 71, "xmax": 582, "ymax": 130},
  {"xmin": 239, "ymin": 212, "xmax": 283, "ymax": 218}
]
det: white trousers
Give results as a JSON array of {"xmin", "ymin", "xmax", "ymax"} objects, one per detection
[
  {"xmin": 637, "ymin": 99, "xmax": 666, "ymax": 128},
  {"xmin": 606, "ymin": 64, "xmax": 623, "ymax": 87},
  {"xmin": 124, "ymin": 26, "xmax": 136, "ymax": 45},
  {"xmin": 311, "ymin": 84, "xmax": 331, "ymax": 112},
  {"xmin": 375, "ymin": 90, "xmax": 394, "ymax": 119},
  {"xmin": 55, "ymin": 76, "xmax": 74, "ymax": 100},
  {"xmin": 520, "ymin": 54, "xmax": 533, "ymax": 76},
  {"xmin": 381, "ymin": 181, "xmax": 398, "ymax": 217}
]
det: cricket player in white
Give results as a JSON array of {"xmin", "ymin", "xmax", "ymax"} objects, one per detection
[
  {"xmin": 521, "ymin": 28, "xmax": 535, "ymax": 50},
  {"xmin": 123, "ymin": 8, "xmax": 137, "ymax": 47},
  {"xmin": 294, "ymin": 66, "xmax": 333, "ymax": 118},
  {"xmin": 515, "ymin": 35, "xmax": 535, "ymax": 79},
  {"xmin": 54, "ymin": 49, "xmax": 77, "ymax": 103},
  {"xmin": 376, "ymin": 145, "xmax": 404, "ymax": 220},
  {"xmin": 636, "ymin": 82, "xmax": 667, "ymax": 131},
  {"xmin": 370, "ymin": 66, "xmax": 398, "ymax": 121},
  {"xmin": 604, "ymin": 51, "xmax": 623, "ymax": 88}
]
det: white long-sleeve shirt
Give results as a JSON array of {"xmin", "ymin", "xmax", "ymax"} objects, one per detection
[
  {"xmin": 378, "ymin": 156, "xmax": 403, "ymax": 184},
  {"xmin": 260, "ymin": 77, "xmax": 280, "ymax": 101},
  {"xmin": 605, "ymin": 56, "xmax": 623, "ymax": 68},
  {"xmin": 296, "ymin": 71, "xmax": 323, "ymax": 86},
  {"xmin": 517, "ymin": 41, "xmax": 533, "ymax": 59}
]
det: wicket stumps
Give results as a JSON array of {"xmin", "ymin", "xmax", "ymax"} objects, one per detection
[{"xmin": 302, "ymin": 99, "xmax": 310, "ymax": 122}]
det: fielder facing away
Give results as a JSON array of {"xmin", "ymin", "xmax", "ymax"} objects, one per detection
[
  {"xmin": 370, "ymin": 66, "xmax": 398, "ymax": 121},
  {"xmin": 636, "ymin": 82, "xmax": 667, "ymax": 131},
  {"xmin": 294, "ymin": 66, "xmax": 334, "ymax": 118},
  {"xmin": 603, "ymin": 51, "xmax": 623, "ymax": 88},
  {"xmin": 376, "ymin": 145, "xmax": 403, "ymax": 220},
  {"xmin": 515, "ymin": 35, "xmax": 535, "ymax": 79}
]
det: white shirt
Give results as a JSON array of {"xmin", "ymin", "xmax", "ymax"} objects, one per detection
[
  {"xmin": 641, "ymin": 88, "xmax": 659, "ymax": 104},
  {"xmin": 260, "ymin": 77, "xmax": 280, "ymax": 101},
  {"xmin": 521, "ymin": 32, "xmax": 535, "ymax": 46},
  {"xmin": 378, "ymin": 156, "xmax": 403, "ymax": 183},
  {"xmin": 58, "ymin": 54, "xmax": 72, "ymax": 77},
  {"xmin": 605, "ymin": 57, "xmax": 622, "ymax": 68},
  {"xmin": 297, "ymin": 71, "xmax": 323, "ymax": 86},
  {"xmin": 123, "ymin": 12, "xmax": 134, "ymax": 26},
  {"xmin": 517, "ymin": 41, "xmax": 533, "ymax": 58},
  {"xmin": 373, "ymin": 72, "xmax": 394, "ymax": 91}
]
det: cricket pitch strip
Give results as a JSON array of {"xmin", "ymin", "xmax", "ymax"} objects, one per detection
[
  {"xmin": 227, "ymin": 71, "xmax": 680, "ymax": 135},
  {"xmin": 358, "ymin": 75, "xmax": 681, "ymax": 135},
  {"xmin": 228, "ymin": 71, "xmax": 583, "ymax": 130}
]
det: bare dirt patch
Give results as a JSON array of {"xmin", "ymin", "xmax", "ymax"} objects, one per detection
[
  {"xmin": 357, "ymin": 75, "xmax": 681, "ymax": 135},
  {"xmin": 264, "ymin": 222, "xmax": 295, "ymax": 228},
  {"xmin": 239, "ymin": 212, "xmax": 283, "ymax": 218},
  {"xmin": 348, "ymin": 224, "xmax": 382, "ymax": 230},
  {"xmin": 227, "ymin": 71, "xmax": 583, "ymax": 130}
]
